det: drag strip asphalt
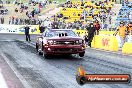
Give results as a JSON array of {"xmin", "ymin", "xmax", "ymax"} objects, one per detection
[{"xmin": 0, "ymin": 34, "xmax": 132, "ymax": 88}]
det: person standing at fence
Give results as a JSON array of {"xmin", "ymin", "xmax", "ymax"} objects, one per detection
[
  {"xmin": 25, "ymin": 24, "xmax": 31, "ymax": 41},
  {"xmin": 12, "ymin": 17, "xmax": 15, "ymax": 24},
  {"xmin": 109, "ymin": 16, "xmax": 112, "ymax": 24},
  {"xmin": 39, "ymin": 24, "xmax": 45, "ymax": 33},
  {"xmin": 84, "ymin": 32, "xmax": 89, "ymax": 47},
  {"xmin": 126, "ymin": 22, "xmax": 132, "ymax": 42},
  {"xmin": 114, "ymin": 22, "xmax": 127, "ymax": 47},
  {"xmin": 127, "ymin": 22, "xmax": 132, "ymax": 35},
  {"xmin": 1, "ymin": 16, "xmax": 4, "ymax": 24},
  {"xmin": 9, "ymin": 17, "xmax": 11, "ymax": 24},
  {"xmin": 87, "ymin": 23, "xmax": 96, "ymax": 47},
  {"xmin": 94, "ymin": 20, "xmax": 100, "ymax": 35},
  {"xmin": 32, "ymin": 8, "xmax": 35, "ymax": 18}
]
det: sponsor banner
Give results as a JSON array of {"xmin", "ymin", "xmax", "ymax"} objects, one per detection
[
  {"xmin": 18, "ymin": 25, "xmax": 40, "ymax": 34},
  {"xmin": 73, "ymin": 30, "xmax": 117, "ymax": 37},
  {"xmin": 91, "ymin": 35, "xmax": 118, "ymax": 51},
  {"xmin": 76, "ymin": 66, "xmax": 131, "ymax": 85},
  {"xmin": 0, "ymin": 24, "xmax": 19, "ymax": 34},
  {"xmin": 73, "ymin": 29, "xmax": 87, "ymax": 38},
  {"xmin": 0, "ymin": 25, "xmax": 40, "ymax": 34}
]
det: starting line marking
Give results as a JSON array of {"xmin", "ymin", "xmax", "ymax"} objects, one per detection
[{"xmin": 0, "ymin": 68, "xmax": 8, "ymax": 88}]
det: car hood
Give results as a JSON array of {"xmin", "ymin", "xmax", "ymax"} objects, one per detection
[{"xmin": 45, "ymin": 36, "xmax": 83, "ymax": 41}]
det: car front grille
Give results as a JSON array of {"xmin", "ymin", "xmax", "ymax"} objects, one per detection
[
  {"xmin": 55, "ymin": 41, "xmax": 75, "ymax": 45},
  {"xmin": 54, "ymin": 48, "xmax": 80, "ymax": 52}
]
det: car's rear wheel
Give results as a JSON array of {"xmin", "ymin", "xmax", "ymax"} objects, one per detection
[
  {"xmin": 37, "ymin": 48, "xmax": 42, "ymax": 55},
  {"xmin": 37, "ymin": 47, "xmax": 43, "ymax": 55},
  {"xmin": 36, "ymin": 43, "xmax": 43, "ymax": 55},
  {"xmin": 79, "ymin": 53, "xmax": 84, "ymax": 57}
]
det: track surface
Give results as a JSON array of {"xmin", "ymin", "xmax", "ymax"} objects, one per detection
[{"xmin": 0, "ymin": 34, "xmax": 132, "ymax": 88}]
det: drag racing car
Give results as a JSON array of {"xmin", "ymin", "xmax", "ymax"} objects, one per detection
[{"xmin": 36, "ymin": 29, "xmax": 85, "ymax": 58}]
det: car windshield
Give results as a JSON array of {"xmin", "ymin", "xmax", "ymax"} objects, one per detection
[{"xmin": 44, "ymin": 29, "xmax": 77, "ymax": 37}]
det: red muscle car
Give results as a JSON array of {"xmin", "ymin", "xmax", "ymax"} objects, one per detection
[{"xmin": 36, "ymin": 29, "xmax": 85, "ymax": 58}]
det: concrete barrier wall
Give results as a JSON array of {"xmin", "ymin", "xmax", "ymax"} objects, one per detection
[
  {"xmin": 91, "ymin": 35, "xmax": 118, "ymax": 52},
  {"xmin": 77, "ymin": 30, "xmax": 132, "ymax": 54},
  {"xmin": 122, "ymin": 42, "xmax": 132, "ymax": 54}
]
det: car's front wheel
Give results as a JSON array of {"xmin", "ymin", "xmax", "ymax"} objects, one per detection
[
  {"xmin": 36, "ymin": 43, "xmax": 38, "ymax": 51},
  {"xmin": 37, "ymin": 49, "xmax": 43, "ymax": 55},
  {"xmin": 42, "ymin": 52, "xmax": 49, "ymax": 59},
  {"xmin": 36, "ymin": 44, "xmax": 41, "ymax": 55},
  {"xmin": 79, "ymin": 53, "xmax": 85, "ymax": 57}
]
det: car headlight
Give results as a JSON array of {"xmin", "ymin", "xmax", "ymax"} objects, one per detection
[
  {"xmin": 75, "ymin": 40, "xmax": 83, "ymax": 44},
  {"xmin": 75, "ymin": 40, "xmax": 79, "ymax": 44},
  {"xmin": 53, "ymin": 41, "xmax": 57, "ymax": 44},
  {"xmin": 48, "ymin": 40, "xmax": 57, "ymax": 45},
  {"xmin": 48, "ymin": 40, "xmax": 53, "ymax": 45},
  {"xmin": 79, "ymin": 40, "xmax": 83, "ymax": 44}
]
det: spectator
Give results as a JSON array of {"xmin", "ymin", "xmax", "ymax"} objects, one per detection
[
  {"xmin": 109, "ymin": 16, "xmax": 112, "ymax": 24},
  {"xmin": 15, "ymin": 18, "xmax": 18, "ymax": 25},
  {"xmin": 39, "ymin": 24, "xmax": 45, "ymax": 33},
  {"xmin": 24, "ymin": 24, "xmax": 31, "ymax": 41},
  {"xmin": 101, "ymin": 11, "xmax": 107, "ymax": 23},
  {"xmin": 103, "ymin": 24, "xmax": 108, "ymax": 30},
  {"xmin": 52, "ymin": 21, "xmax": 59, "ymax": 29},
  {"xmin": 15, "ymin": 8, "xmax": 18, "ymax": 12},
  {"xmin": 114, "ymin": 22, "xmax": 127, "ymax": 48},
  {"xmin": 12, "ymin": 17, "xmax": 15, "ymax": 24},
  {"xmin": 127, "ymin": 22, "xmax": 132, "ymax": 35},
  {"xmin": 87, "ymin": 23, "xmax": 96, "ymax": 47},
  {"xmin": 0, "ymin": 10, "xmax": 4, "ymax": 15},
  {"xmin": 94, "ymin": 20, "xmax": 100, "ymax": 35},
  {"xmin": 19, "ymin": 18, "xmax": 22, "ymax": 25},
  {"xmin": 26, "ymin": 11, "xmax": 28, "ymax": 15},
  {"xmin": 20, "ymin": 8, "xmax": 24, "ymax": 13},
  {"xmin": 18, "ymin": 18, "xmax": 20, "ymax": 25},
  {"xmin": 9, "ymin": 17, "xmax": 11, "ymax": 24},
  {"xmin": 84, "ymin": 31, "xmax": 89, "ymax": 46},
  {"xmin": 1, "ymin": 16, "xmax": 4, "ymax": 24},
  {"xmin": 31, "ymin": 8, "xmax": 35, "ymax": 17},
  {"xmin": 20, "ymin": 3, "xmax": 24, "ymax": 9}
]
